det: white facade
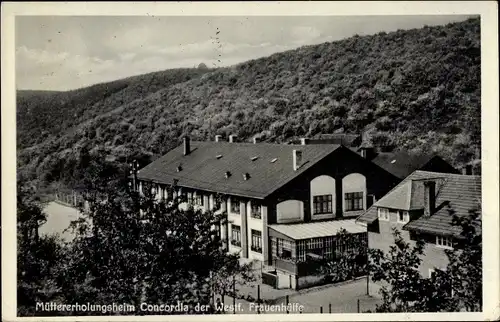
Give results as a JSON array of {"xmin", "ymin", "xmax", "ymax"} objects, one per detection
[
  {"xmin": 342, "ymin": 173, "xmax": 367, "ymax": 213},
  {"xmin": 276, "ymin": 200, "xmax": 304, "ymax": 223},
  {"xmin": 310, "ymin": 175, "xmax": 336, "ymax": 220},
  {"xmin": 136, "ymin": 169, "xmax": 368, "ymax": 271}
]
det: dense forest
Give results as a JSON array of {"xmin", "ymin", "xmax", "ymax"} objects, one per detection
[{"xmin": 17, "ymin": 18, "xmax": 481, "ymax": 191}]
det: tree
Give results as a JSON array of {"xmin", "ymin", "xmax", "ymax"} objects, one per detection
[
  {"xmin": 368, "ymin": 210, "xmax": 482, "ymax": 312},
  {"xmin": 17, "ymin": 179, "xmax": 65, "ymax": 316},
  {"xmin": 434, "ymin": 209, "xmax": 482, "ymax": 312},
  {"xmin": 60, "ymin": 179, "xmax": 255, "ymax": 315},
  {"xmin": 321, "ymin": 229, "xmax": 368, "ymax": 283}
]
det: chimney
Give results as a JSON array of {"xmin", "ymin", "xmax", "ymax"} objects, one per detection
[
  {"xmin": 462, "ymin": 164, "xmax": 473, "ymax": 175},
  {"xmin": 183, "ymin": 136, "xmax": 190, "ymax": 156},
  {"xmin": 215, "ymin": 135, "xmax": 222, "ymax": 142},
  {"xmin": 359, "ymin": 147, "xmax": 376, "ymax": 160},
  {"xmin": 424, "ymin": 180, "xmax": 436, "ymax": 217},
  {"xmin": 229, "ymin": 134, "xmax": 237, "ymax": 143},
  {"xmin": 243, "ymin": 173, "xmax": 250, "ymax": 181},
  {"xmin": 293, "ymin": 150, "xmax": 303, "ymax": 171},
  {"xmin": 253, "ymin": 137, "xmax": 259, "ymax": 144},
  {"xmin": 300, "ymin": 138, "xmax": 309, "ymax": 145}
]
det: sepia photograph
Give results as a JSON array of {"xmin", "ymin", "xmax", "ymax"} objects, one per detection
[{"xmin": 2, "ymin": 1, "xmax": 499, "ymax": 321}]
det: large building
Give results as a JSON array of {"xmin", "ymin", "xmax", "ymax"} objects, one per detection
[
  {"xmin": 133, "ymin": 135, "xmax": 401, "ymax": 289},
  {"xmin": 356, "ymin": 170, "xmax": 481, "ymax": 278}
]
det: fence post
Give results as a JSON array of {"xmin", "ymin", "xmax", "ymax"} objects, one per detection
[
  {"xmin": 366, "ymin": 271, "xmax": 370, "ymax": 296},
  {"xmin": 233, "ymin": 275, "xmax": 236, "ymax": 314},
  {"xmin": 357, "ymin": 298, "xmax": 360, "ymax": 313},
  {"xmin": 257, "ymin": 285, "xmax": 261, "ymax": 314},
  {"xmin": 286, "ymin": 295, "xmax": 289, "ymax": 314},
  {"xmin": 329, "ymin": 303, "xmax": 331, "ymax": 313},
  {"xmin": 320, "ymin": 306, "xmax": 323, "ymax": 313}
]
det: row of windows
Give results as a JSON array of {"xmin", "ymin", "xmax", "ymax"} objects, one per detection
[
  {"xmin": 312, "ymin": 192, "xmax": 364, "ymax": 215},
  {"xmin": 377, "ymin": 208, "xmax": 410, "ymax": 223},
  {"xmin": 180, "ymin": 192, "xmax": 262, "ymax": 218},
  {"xmin": 378, "ymin": 208, "xmax": 454, "ymax": 249},
  {"xmin": 273, "ymin": 234, "xmax": 368, "ymax": 262},
  {"xmin": 230, "ymin": 225, "xmax": 262, "ymax": 253},
  {"xmin": 436, "ymin": 235, "xmax": 453, "ymax": 249}
]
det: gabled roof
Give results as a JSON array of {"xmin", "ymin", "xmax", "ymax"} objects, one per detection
[
  {"xmin": 372, "ymin": 150, "xmax": 437, "ymax": 179},
  {"xmin": 356, "ymin": 171, "xmax": 481, "ymax": 237},
  {"xmin": 374, "ymin": 178, "xmax": 434, "ymax": 211},
  {"xmin": 136, "ymin": 141, "xmax": 341, "ymax": 199}
]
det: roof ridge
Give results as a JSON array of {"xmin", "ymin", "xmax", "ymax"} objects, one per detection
[
  {"xmin": 357, "ymin": 169, "xmax": 417, "ymax": 223},
  {"xmin": 414, "ymin": 170, "xmax": 481, "ymax": 179}
]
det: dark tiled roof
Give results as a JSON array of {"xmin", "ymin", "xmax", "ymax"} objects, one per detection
[
  {"xmin": 372, "ymin": 150, "xmax": 436, "ymax": 179},
  {"xmin": 357, "ymin": 171, "xmax": 481, "ymax": 237},
  {"xmin": 137, "ymin": 141, "xmax": 341, "ymax": 199}
]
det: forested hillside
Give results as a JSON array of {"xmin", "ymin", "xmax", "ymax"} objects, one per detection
[{"xmin": 17, "ymin": 18, "xmax": 481, "ymax": 190}]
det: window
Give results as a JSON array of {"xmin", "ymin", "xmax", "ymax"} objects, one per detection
[
  {"xmin": 187, "ymin": 192, "xmax": 194, "ymax": 204},
  {"xmin": 214, "ymin": 224, "xmax": 220, "ymax": 238},
  {"xmin": 377, "ymin": 208, "xmax": 389, "ymax": 221},
  {"xmin": 213, "ymin": 195, "xmax": 222, "ymax": 210},
  {"xmin": 276, "ymin": 238, "xmax": 293, "ymax": 260},
  {"xmin": 345, "ymin": 192, "xmax": 364, "ymax": 211},
  {"xmin": 429, "ymin": 268, "xmax": 435, "ymax": 278},
  {"xmin": 306, "ymin": 238, "xmax": 324, "ymax": 257},
  {"xmin": 324, "ymin": 237, "xmax": 334, "ymax": 259},
  {"xmin": 251, "ymin": 203, "xmax": 261, "ymax": 219},
  {"xmin": 231, "ymin": 225, "xmax": 241, "ymax": 246},
  {"xmin": 195, "ymin": 193, "xmax": 204, "ymax": 206},
  {"xmin": 436, "ymin": 235, "xmax": 453, "ymax": 249},
  {"xmin": 251, "ymin": 230, "xmax": 262, "ymax": 253},
  {"xmin": 397, "ymin": 211, "xmax": 410, "ymax": 223},
  {"xmin": 313, "ymin": 195, "xmax": 333, "ymax": 214},
  {"xmin": 230, "ymin": 198, "xmax": 241, "ymax": 214}
]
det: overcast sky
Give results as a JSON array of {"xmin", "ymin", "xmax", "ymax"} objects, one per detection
[{"xmin": 16, "ymin": 15, "xmax": 473, "ymax": 91}]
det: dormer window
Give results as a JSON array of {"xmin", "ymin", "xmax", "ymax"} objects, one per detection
[
  {"xmin": 271, "ymin": 158, "xmax": 278, "ymax": 163},
  {"xmin": 243, "ymin": 173, "xmax": 250, "ymax": 181},
  {"xmin": 225, "ymin": 171, "xmax": 231, "ymax": 179},
  {"xmin": 397, "ymin": 211, "xmax": 410, "ymax": 223},
  {"xmin": 251, "ymin": 156, "xmax": 258, "ymax": 161},
  {"xmin": 216, "ymin": 154, "xmax": 223, "ymax": 159},
  {"xmin": 377, "ymin": 208, "xmax": 389, "ymax": 221},
  {"xmin": 176, "ymin": 165, "xmax": 183, "ymax": 172}
]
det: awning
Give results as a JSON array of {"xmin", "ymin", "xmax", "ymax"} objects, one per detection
[{"xmin": 268, "ymin": 219, "xmax": 366, "ymax": 240}]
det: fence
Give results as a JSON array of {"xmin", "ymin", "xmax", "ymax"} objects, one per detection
[
  {"xmin": 50, "ymin": 189, "xmax": 89, "ymax": 210},
  {"xmin": 216, "ymin": 282, "xmax": 379, "ymax": 314},
  {"xmin": 307, "ymin": 297, "xmax": 380, "ymax": 314}
]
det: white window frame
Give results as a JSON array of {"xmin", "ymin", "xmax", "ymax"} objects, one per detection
[
  {"xmin": 436, "ymin": 235, "xmax": 453, "ymax": 249},
  {"xmin": 397, "ymin": 210, "xmax": 410, "ymax": 223},
  {"xmin": 377, "ymin": 207, "xmax": 390, "ymax": 221},
  {"xmin": 195, "ymin": 193, "xmax": 204, "ymax": 206},
  {"xmin": 230, "ymin": 198, "xmax": 241, "ymax": 214}
]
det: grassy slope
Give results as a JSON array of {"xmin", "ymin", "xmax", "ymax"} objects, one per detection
[{"xmin": 17, "ymin": 18, "xmax": 481, "ymax": 187}]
